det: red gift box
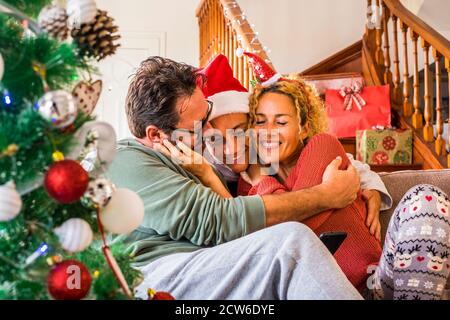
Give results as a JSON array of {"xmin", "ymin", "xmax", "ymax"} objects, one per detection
[{"xmin": 325, "ymin": 84, "xmax": 391, "ymax": 138}]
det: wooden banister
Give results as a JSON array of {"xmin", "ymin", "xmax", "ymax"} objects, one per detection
[
  {"xmin": 363, "ymin": 0, "xmax": 450, "ymax": 168},
  {"xmin": 196, "ymin": 0, "xmax": 274, "ymax": 89},
  {"xmin": 382, "ymin": 0, "xmax": 450, "ymax": 58}
]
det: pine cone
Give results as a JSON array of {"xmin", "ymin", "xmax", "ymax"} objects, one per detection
[
  {"xmin": 71, "ymin": 9, "xmax": 121, "ymax": 61},
  {"xmin": 38, "ymin": 5, "xmax": 69, "ymax": 41}
]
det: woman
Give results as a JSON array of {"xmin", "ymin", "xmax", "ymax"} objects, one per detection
[
  {"xmin": 237, "ymin": 78, "xmax": 381, "ymax": 292},
  {"xmin": 237, "ymin": 76, "xmax": 449, "ymax": 299}
]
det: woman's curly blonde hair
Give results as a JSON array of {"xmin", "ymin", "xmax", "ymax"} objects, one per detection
[{"xmin": 248, "ymin": 77, "xmax": 328, "ymax": 141}]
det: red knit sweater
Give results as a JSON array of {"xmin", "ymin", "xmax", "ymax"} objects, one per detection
[{"xmin": 238, "ymin": 133, "xmax": 382, "ymax": 291}]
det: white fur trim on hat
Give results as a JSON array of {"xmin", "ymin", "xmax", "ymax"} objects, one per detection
[
  {"xmin": 261, "ymin": 73, "xmax": 282, "ymax": 86},
  {"xmin": 208, "ymin": 90, "xmax": 250, "ymax": 120}
]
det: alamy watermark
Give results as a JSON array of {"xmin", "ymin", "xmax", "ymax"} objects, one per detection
[{"xmin": 170, "ymin": 121, "xmax": 280, "ymax": 175}]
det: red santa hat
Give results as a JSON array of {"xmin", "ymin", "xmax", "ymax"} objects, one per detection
[
  {"xmin": 199, "ymin": 54, "xmax": 249, "ymax": 120},
  {"xmin": 235, "ymin": 48, "xmax": 281, "ymax": 86}
]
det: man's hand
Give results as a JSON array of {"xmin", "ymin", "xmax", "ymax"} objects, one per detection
[
  {"xmin": 320, "ymin": 156, "xmax": 360, "ymax": 209},
  {"xmin": 362, "ymin": 189, "xmax": 382, "ymax": 241}
]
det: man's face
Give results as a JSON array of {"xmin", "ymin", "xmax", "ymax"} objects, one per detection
[
  {"xmin": 209, "ymin": 113, "xmax": 249, "ymax": 173},
  {"xmin": 171, "ymin": 87, "xmax": 212, "ymax": 149}
]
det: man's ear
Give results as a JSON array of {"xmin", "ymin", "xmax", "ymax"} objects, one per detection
[{"xmin": 145, "ymin": 125, "xmax": 169, "ymax": 144}]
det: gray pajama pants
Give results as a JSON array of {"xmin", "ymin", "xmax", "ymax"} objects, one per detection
[
  {"xmin": 372, "ymin": 184, "xmax": 450, "ymax": 300},
  {"xmin": 134, "ymin": 222, "xmax": 362, "ymax": 300}
]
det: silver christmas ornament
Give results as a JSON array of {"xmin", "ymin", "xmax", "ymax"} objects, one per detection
[
  {"xmin": 84, "ymin": 177, "xmax": 115, "ymax": 207},
  {"xmin": 36, "ymin": 90, "xmax": 78, "ymax": 128},
  {"xmin": 54, "ymin": 218, "xmax": 93, "ymax": 253},
  {"xmin": 68, "ymin": 121, "xmax": 117, "ymax": 174}
]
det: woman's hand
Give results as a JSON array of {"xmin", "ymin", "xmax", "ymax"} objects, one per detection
[
  {"xmin": 362, "ymin": 189, "xmax": 382, "ymax": 241},
  {"xmin": 154, "ymin": 139, "xmax": 212, "ymax": 178}
]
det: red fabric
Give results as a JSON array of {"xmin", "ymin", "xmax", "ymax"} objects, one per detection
[
  {"xmin": 238, "ymin": 133, "xmax": 382, "ymax": 291},
  {"xmin": 325, "ymin": 84, "xmax": 391, "ymax": 138},
  {"xmin": 240, "ymin": 51, "xmax": 277, "ymax": 84},
  {"xmin": 198, "ymin": 54, "xmax": 247, "ymax": 98}
]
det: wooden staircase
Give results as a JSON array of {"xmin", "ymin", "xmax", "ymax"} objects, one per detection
[{"xmin": 196, "ymin": 0, "xmax": 450, "ymax": 172}]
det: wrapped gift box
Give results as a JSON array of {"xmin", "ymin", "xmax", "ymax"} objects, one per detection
[
  {"xmin": 356, "ymin": 129, "xmax": 413, "ymax": 165},
  {"xmin": 325, "ymin": 84, "xmax": 391, "ymax": 138}
]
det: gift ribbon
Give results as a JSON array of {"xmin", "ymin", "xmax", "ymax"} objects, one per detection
[{"xmin": 339, "ymin": 82, "xmax": 366, "ymax": 111}]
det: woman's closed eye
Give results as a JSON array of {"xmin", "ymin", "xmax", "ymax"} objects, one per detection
[{"xmin": 255, "ymin": 119, "xmax": 288, "ymax": 126}]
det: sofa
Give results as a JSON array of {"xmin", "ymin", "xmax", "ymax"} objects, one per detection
[{"xmin": 379, "ymin": 169, "xmax": 450, "ymax": 294}]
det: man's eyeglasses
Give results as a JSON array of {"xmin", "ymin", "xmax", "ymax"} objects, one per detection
[{"xmin": 168, "ymin": 100, "xmax": 213, "ymax": 134}]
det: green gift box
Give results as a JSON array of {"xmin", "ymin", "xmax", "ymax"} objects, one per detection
[{"xmin": 356, "ymin": 129, "xmax": 413, "ymax": 165}]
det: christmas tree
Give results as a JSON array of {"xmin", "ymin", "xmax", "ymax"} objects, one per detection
[{"xmin": 0, "ymin": 0, "xmax": 144, "ymax": 300}]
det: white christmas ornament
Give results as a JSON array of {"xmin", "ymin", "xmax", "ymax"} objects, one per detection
[
  {"xmin": 0, "ymin": 181, "xmax": 22, "ymax": 221},
  {"xmin": 0, "ymin": 52, "xmax": 4, "ymax": 81},
  {"xmin": 54, "ymin": 218, "xmax": 93, "ymax": 252},
  {"xmin": 100, "ymin": 188, "xmax": 144, "ymax": 234},
  {"xmin": 67, "ymin": 0, "xmax": 97, "ymax": 27}
]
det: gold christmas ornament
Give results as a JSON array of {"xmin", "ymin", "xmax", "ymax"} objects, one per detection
[
  {"xmin": 52, "ymin": 150, "xmax": 65, "ymax": 162},
  {"xmin": 71, "ymin": 10, "xmax": 121, "ymax": 61},
  {"xmin": 0, "ymin": 144, "xmax": 19, "ymax": 158}
]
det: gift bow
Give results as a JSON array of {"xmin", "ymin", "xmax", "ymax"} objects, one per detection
[{"xmin": 339, "ymin": 82, "xmax": 366, "ymax": 111}]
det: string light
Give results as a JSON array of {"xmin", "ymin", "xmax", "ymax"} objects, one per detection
[
  {"xmin": 4, "ymin": 94, "xmax": 11, "ymax": 105},
  {"xmin": 2, "ymin": 90, "xmax": 12, "ymax": 106},
  {"xmin": 214, "ymin": 1, "xmax": 273, "ymax": 63},
  {"xmin": 25, "ymin": 243, "xmax": 49, "ymax": 266}
]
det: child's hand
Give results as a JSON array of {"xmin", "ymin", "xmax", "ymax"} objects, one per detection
[{"xmin": 362, "ymin": 189, "xmax": 382, "ymax": 241}]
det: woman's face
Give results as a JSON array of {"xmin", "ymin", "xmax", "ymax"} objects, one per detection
[
  {"xmin": 254, "ymin": 92, "xmax": 309, "ymax": 166},
  {"xmin": 209, "ymin": 113, "xmax": 249, "ymax": 173}
]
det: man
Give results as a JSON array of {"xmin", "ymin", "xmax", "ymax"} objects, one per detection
[{"xmin": 108, "ymin": 56, "xmax": 363, "ymax": 299}]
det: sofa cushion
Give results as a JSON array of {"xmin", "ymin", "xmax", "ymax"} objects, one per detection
[{"xmin": 379, "ymin": 169, "xmax": 450, "ymax": 294}]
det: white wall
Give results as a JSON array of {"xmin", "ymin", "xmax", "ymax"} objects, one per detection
[
  {"xmin": 238, "ymin": 0, "xmax": 367, "ymax": 74},
  {"xmin": 92, "ymin": 0, "xmax": 200, "ymax": 139}
]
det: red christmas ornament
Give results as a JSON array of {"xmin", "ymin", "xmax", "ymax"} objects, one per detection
[
  {"xmin": 152, "ymin": 292, "xmax": 175, "ymax": 300},
  {"xmin": 147, "ymin": 288, "xmax": 175, "ymax": 300},
  {"xmin": 47, "ymin": 259, "xmax": 92, "ymax": 300},
  {"xmin": 44, "ymin": 160, "xmax": 89, "ymax": 203}
]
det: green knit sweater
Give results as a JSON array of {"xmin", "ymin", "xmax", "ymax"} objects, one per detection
[{"xmin": 106, "ymin": 139, "xmax": 266, "ymax": 267}]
